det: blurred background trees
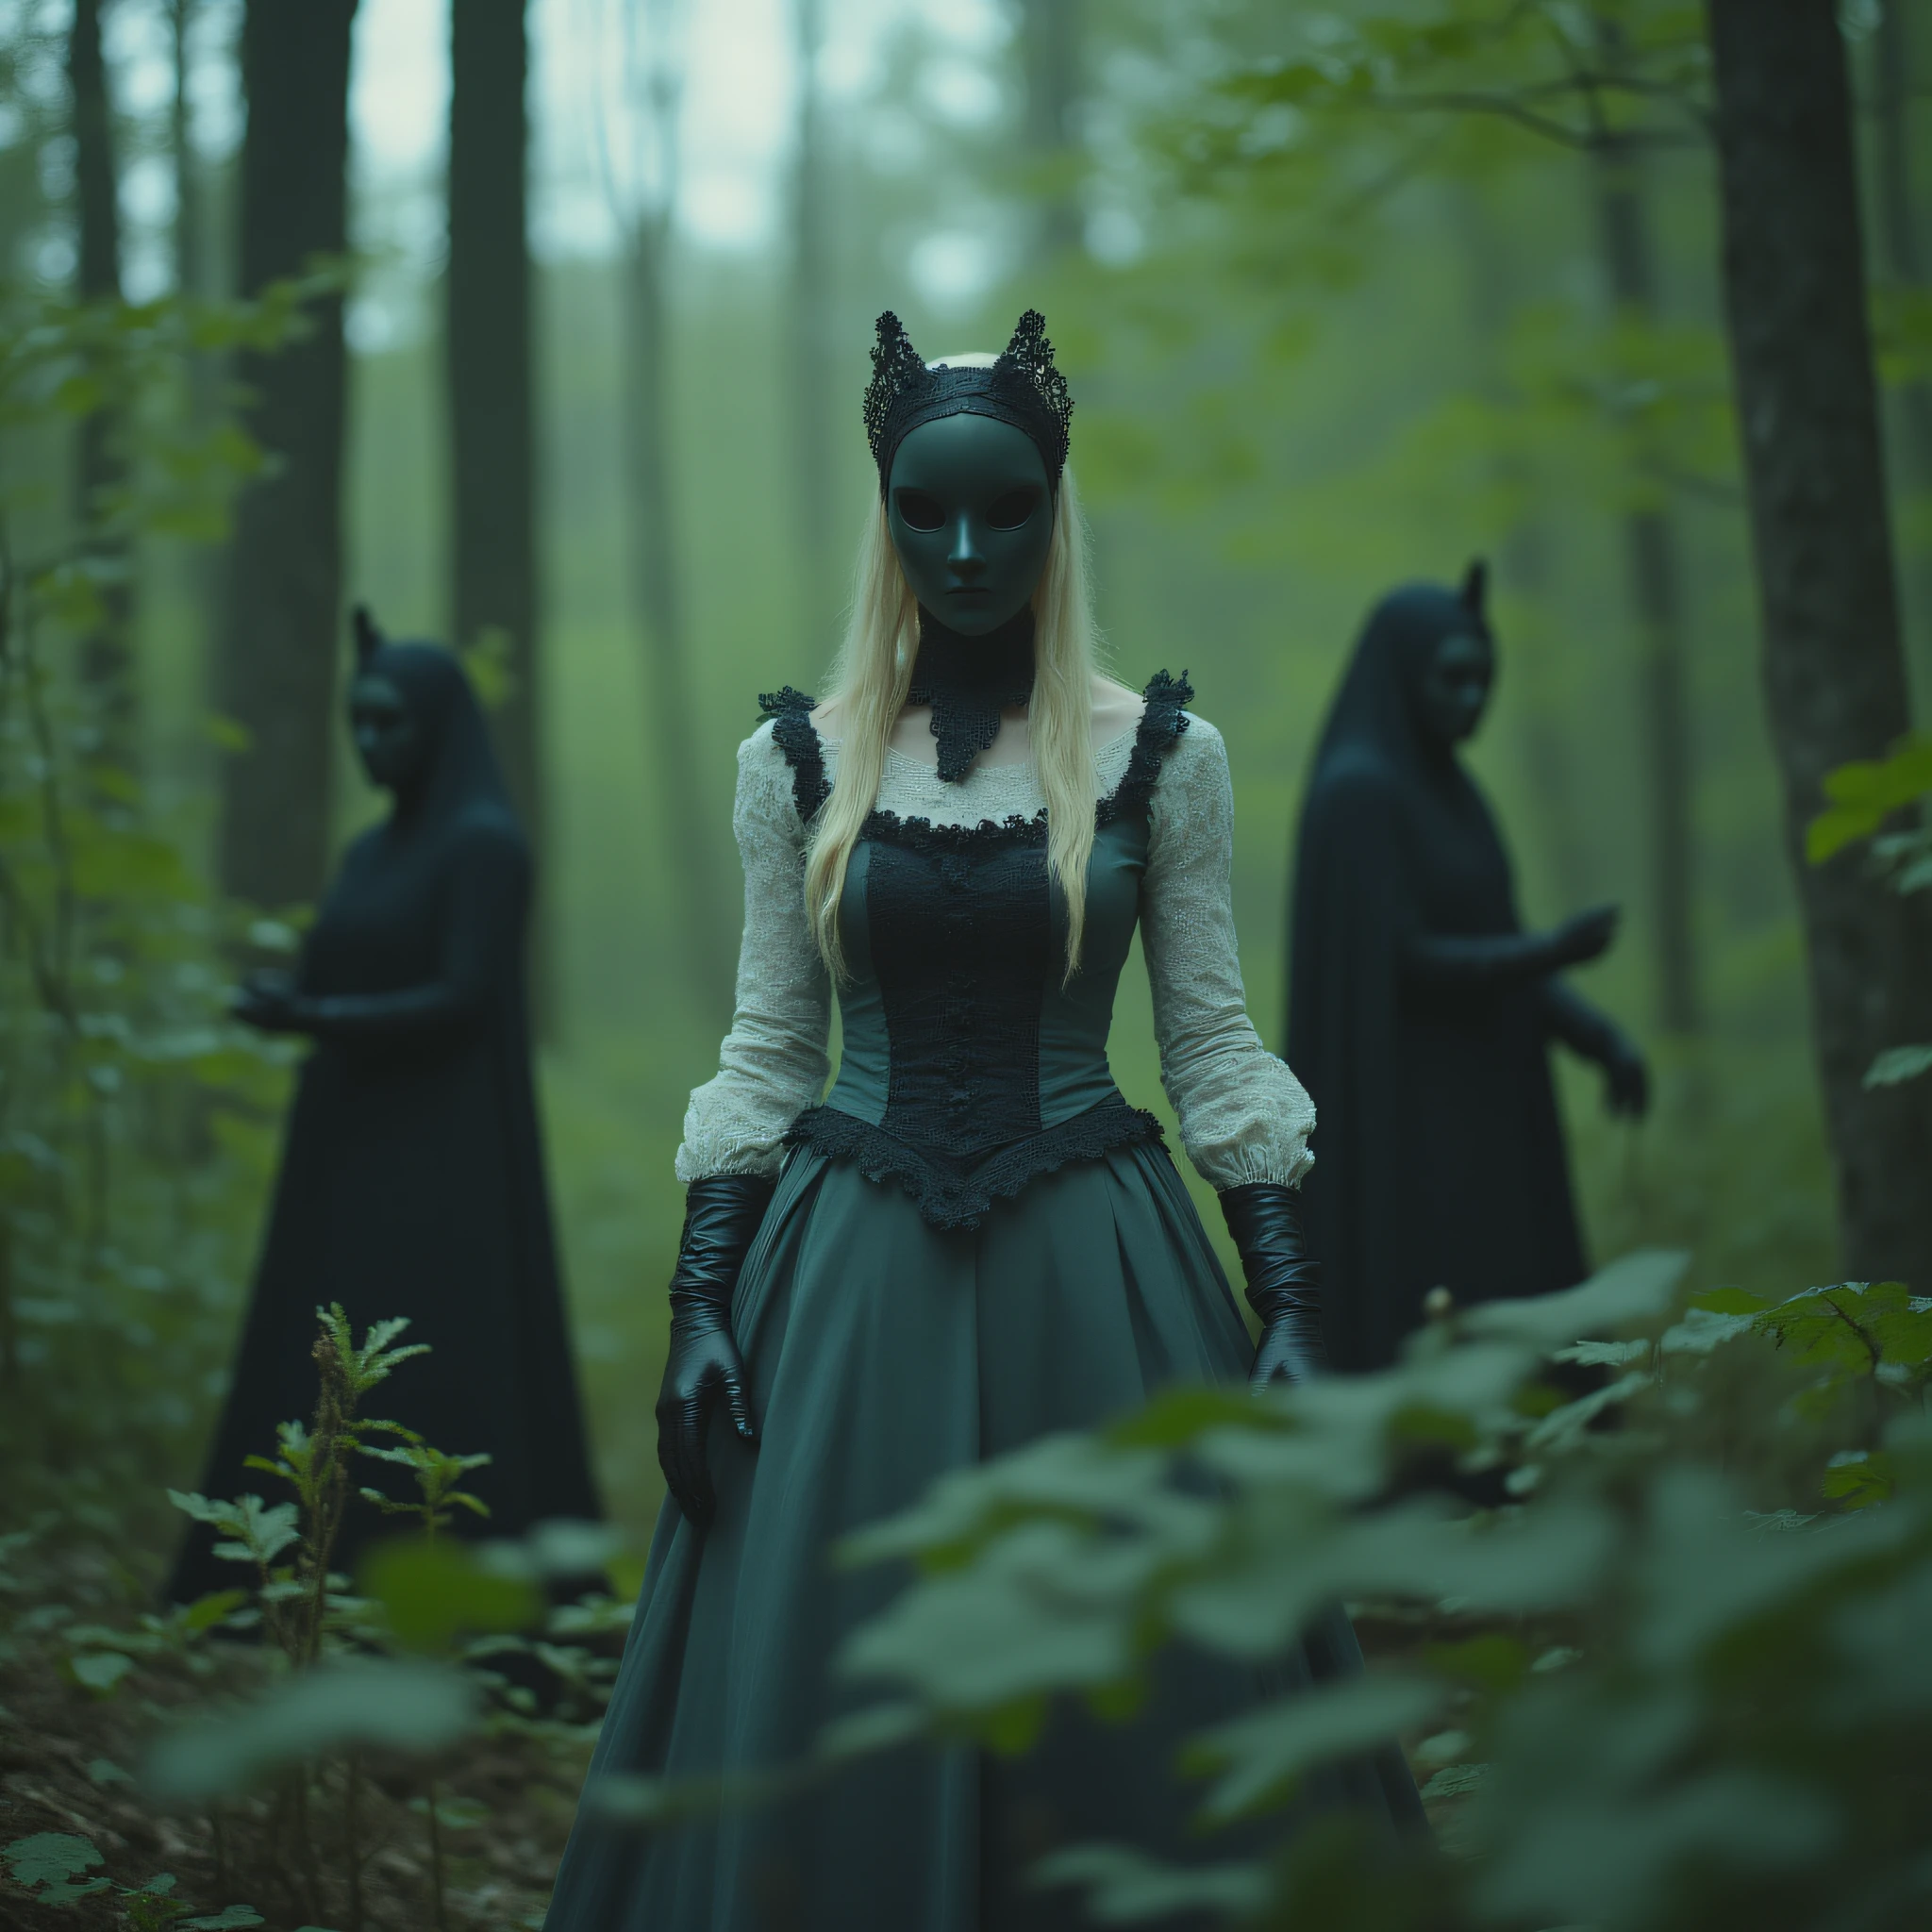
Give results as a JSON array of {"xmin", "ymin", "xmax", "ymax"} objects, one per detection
[{"xmin": 0, "ymin": 0, "xmax": 1924, "ymax": 1544}]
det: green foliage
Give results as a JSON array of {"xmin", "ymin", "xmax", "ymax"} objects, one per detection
[
  {"xmin": 1808, "ymin": 736, "xmax": 1932, "ymax": 1091},
  {"xmin": 812, "ymin": 1256, "xmax": 1932, "ymax": 1930},
  {"xmin": 1806, "ymin": 734, "xmax": 1932, "ymax": 863},
  {"xmin": 0, "ymin": 275, "xmax": 339, "ymax": 1572},
  {"xmin": 143, "ymin": 1657, "xmax": 480, "ymax": 1805},
  {"xmin": 358, "ymin": 1539, "xmax": 542, "ymax": 1655},
  {"xmin": 0, "ymin": 1830, "xmax": 263, "ymax": 1924}
]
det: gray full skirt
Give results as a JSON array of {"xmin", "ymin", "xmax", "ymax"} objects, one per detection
[{"xmin": 544, "ymin": 1141, "xmax": 1418, "ymax": 1931}]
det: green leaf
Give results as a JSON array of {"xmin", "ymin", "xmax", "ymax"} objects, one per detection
[
  {"xmin": 180, "ymin": 1909, "xmax": 267, "ymax": 1928},
  {"xmin": 143, "ymin": 1658, "xmax": 476, "ymax": 1801},
  {"xmin": 67, "ymin": 1650, "xmax": 134, "ymax": 1695},
  {"xmin": 1807, "ymin": 734, "xmax": 1932, "ymax": 860},
  {"xmin": 1458, "ymin": 1249, "xmax": 1689, "ymax": 1348},
  {"xmin": 1865, "ymin": 1042, "xmax": 1932, "ymax": 1089},
  {"xmin": 1028, "ymin": 1843, "xmax": 1270, "ymax": 1923},
  {"xmin": 1185, "ymin": 1674, "xmax": 1445, "ymax": 1822},
  {"xmin": 2, "ymin": 1831, "xmax": 110, "ymax": 1901},
  {"xmin": 1822, "ymin": 1449, "xmax": 1893, "ymax": 1509},
  {"xmin": 358, "ymin": 1538, "xmax": 542, "ymax": 1653}
]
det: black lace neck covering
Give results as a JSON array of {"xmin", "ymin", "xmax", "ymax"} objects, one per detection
[{"xmin": 907, "ymin": 608, "xmax": 1037, "ymax": 783}]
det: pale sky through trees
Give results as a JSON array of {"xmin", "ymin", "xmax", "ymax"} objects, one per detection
[{"xmin": 82, "ymin": 0, "xmax": 1017, "ymax": 334}]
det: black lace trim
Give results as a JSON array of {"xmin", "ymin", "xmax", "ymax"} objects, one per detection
[
  {"xmin": 758, "ymin": 671, "xmax": 1193, "ymax": 847},
  {"xmin": 758, "ymin": 686, "xmax": 832, "ymax": 821},
  {"xmin": 786, "ymin": 1097, "xmax": 1166, "ymax": 1231},
  {"xmin": 908, "ymin": 609, "xmax": 1038, "ymax": 785}
]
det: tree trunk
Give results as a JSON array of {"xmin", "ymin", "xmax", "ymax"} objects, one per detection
[
  {"xmin": 1706, "ymin": 0, "xmax": 1932, "ymax": 1285},
  {"xmin": 622, "ymin": 215, "xmax": 733, "ymax": 1012},
  {"xmin": 68, "ymin": 0, "xmax": 135, "ymax": 772},
  {"xmin": 173, "ymin": 0, "xmax": 224, "ymax": 649},
  {"xmin": 215, "ymin": 0, "xmax": 358, "ymax": 909},
  {"xmin": 791, "ymin": 0, "xmax": 838, "ymax": 641},
  {"xmin": 1873, "ymin": 0, "xmax": 1932, "ymax": 690},
  {"xmin": 1874, "ymin": 0, "xmax": 1932, "ymax": 469},
  {"xmin": 1589, "ymin": 125, "xmax": 1700, "ymax": 1032},
  {"xmin": 448, "ymin": 0, "xmax": 548, "ymax": 1023},
  {"xmin": 448, "ymin": 0, "xmax": 539, "ymax": 833},
  {"xmin": 1019, "ymin": 0, "xmax": 1083, "ymax": 261}
]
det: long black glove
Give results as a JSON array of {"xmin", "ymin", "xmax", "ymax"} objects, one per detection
[
  {"xmin": 1401, "ymin": 902, "xmax": 1619, "ymax": 992},
  {"xmin": 1220, "ymin": 1183, "xmax": 1324, "ymax": 1391},
  {"xmin": 656, "ymin": 1175, "xmax": 774, "ymax": 1527}
]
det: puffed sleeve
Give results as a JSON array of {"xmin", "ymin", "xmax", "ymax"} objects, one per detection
[
  {"xmin": 1141, "ymin": 716, "xmax": 1316, "ymax": 1190},
  {"xmin": 675, "ymin": 723, "xmax": 833, "ymax": 1180}
]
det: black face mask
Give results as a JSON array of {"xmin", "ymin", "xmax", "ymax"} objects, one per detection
[
  {"xmin": 887, "ymin": 412, "xmax": 1054, "ymax": 639},
  {"xmin": 348, "ymin": 672, "xmax": 426, "ymax": 793},
  {"xmin": 1408, "ymin": 630, "xmax": 1495, "ymax": 748}
]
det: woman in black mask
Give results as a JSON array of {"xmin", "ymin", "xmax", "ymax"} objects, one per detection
[
  {"xmin": 542, "ymin": 314, "xmax": 1419, "ymax": 1931},
  {"xmin": 169, "ymin": 613, "xmax": 600, "ymax": 1606},
  {"xmin": 1287, "ymin": 567, "xmax": 1649, "ymax": 1375}
]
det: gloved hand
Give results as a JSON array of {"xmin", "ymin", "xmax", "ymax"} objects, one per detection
[
  {"xmin": 656, "ymin": 1174, "xmax": 774, "ymax": 1527},
  {"xmin": 1219, "ymin": 1183, "xmax": 1324, "ymax": 1391}
]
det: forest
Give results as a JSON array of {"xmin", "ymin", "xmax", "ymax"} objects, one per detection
[{"xmin": 1, "ymin": 0, "xmax": 1929, "ymax": 1928}]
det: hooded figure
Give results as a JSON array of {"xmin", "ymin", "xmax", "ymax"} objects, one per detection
[
  {"xmin": 1286, "ymin": 567, "xmax": 1647, "ymax": 1374},
  {"xmin": 169, "ymin": 615, "xmax": 599, "ymax": 1605}
]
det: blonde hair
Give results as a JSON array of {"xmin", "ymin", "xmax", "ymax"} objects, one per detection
[{"xmin": 804, "ymin": 439, "xmax": 1103, "ymax": 986}]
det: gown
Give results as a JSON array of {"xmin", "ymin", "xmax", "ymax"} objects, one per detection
[
  {"xmin": 1287, "ymin": 586, "xmax": 1591, "ymax": 1373},
  {"xmin": 545, "ymin": 674, "xmax": 1420, "ymax": 1930},
  {"xmin": 170, "ymin": 643, "xmax": 600, "ymax": 1606}
]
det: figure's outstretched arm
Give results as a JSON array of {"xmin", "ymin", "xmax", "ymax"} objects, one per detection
[
  {"xmin": 1399, "ymin": 903, "xmax": 1619, "ymax": 992},
  {"xmin": 235, "ymin": 828, "xmax": 525, "ymax": 1042}
]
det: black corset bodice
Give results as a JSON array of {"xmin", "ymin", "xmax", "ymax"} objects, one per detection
[{"xmin": 759, "ymin": 673, "xmax": 1191, "ymax": 1230}]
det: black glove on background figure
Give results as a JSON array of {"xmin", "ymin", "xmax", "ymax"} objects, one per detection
[
  {"xmin": 1220, "ymin": 1182, "xmax": 1325, "ymax": 1390},
  {"xmin": 657, "ymin": 1174, "xmax": 774, "ymax": 1526}
]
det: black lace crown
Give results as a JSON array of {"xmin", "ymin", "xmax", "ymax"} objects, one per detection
[{"xmin": 862, "ymin": 309, "xmax": 1074, "ymax": 495}]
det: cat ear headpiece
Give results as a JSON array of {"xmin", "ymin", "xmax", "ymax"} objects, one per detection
[
  {"xmin": 863, "ymin": 308, "xmax": 1074, "ymax": 496},
  {"xmin": 352, "ymin": 604, "xmax": 384, "ymax": 667}
]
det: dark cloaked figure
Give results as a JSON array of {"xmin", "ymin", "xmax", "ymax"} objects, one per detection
[
  {"xmin": 1287, "ymin": 566, "xmax": 1648, "ymax": 1374},
  {"xmin": 170, "ymin": 614, "xmax": 599, "ymax": 1605}
]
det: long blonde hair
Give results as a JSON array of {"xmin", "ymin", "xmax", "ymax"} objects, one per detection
[{"xmin": 804, "ymin": 441, "xmax": 1103, "ymax": 986}]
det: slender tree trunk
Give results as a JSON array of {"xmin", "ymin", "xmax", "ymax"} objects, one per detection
[
  {"xmin": 448, "ymin": 0, "xmax": 549, "ymax": 1022},
  {"xmin": 1706, "ymin": 0, "xmax": 1932, "ymax": 1285},
  {"xmin": 68, "ymin": 0, "xmax": 135, "ymax": 773},
  {"xmin": 622, "ymin": 216, "xmax": 731, "ymax": 1010},
  {"xmin": 1874, "ymin": 2, "xmax": 1932, "ymax": 474},
  {"xmin": 172, "ymin": 0, "xmax": 225, "ymax": 653},
  {"xmin": 1873, "ymin": 0, "xmax": 1932, "ymax": 693},
  {"xmin": 1589, "ymin": 124, "xmax": 1700, "ymax": 1033},
  {"xmin": 215, "ymin": 0, "xmax": 358, "ymax": 909},
  {"xmin": 1019, "ymin": 0, "xmax": 1083, "ymax": 262},
  {"xmin": 791, "ymin": 0, "xmax": 838, "ymax": 642}
]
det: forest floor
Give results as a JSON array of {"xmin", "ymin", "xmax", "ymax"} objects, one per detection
[{"xmin": 0, "ymin": 1541, "xmax": 590, "ymax": 1932}]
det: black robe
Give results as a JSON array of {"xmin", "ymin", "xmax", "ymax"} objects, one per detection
[
  {"xmin": 170, "ymin": 644, "xmax": 599, "ymax": 1604},
  {"xmin": 1286, "ymin": 585, "xmax": 1588, "ymax": 1374}
]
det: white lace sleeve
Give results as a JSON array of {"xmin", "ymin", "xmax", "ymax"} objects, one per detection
[
  {"xmin": 1141, "ymin": 716, "xmax": 1315, "ymax": 1190},
  {"xmin": 675, "ymin": 723, "xmax": 832, "ymax": 1181}
]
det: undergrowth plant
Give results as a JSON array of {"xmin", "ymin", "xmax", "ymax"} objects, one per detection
[{"xmin": 770, "ymin": 1256, "xmax": 1932, "ymax": 1932}]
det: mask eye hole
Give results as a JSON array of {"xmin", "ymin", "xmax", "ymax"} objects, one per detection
[
  {"xmin": 986, "ymin": 488, "xmax": 1039, "ymax": 531},
  {"xmin": 894, "ymin": 488, "xmax": 943, "ymax": 532}
]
